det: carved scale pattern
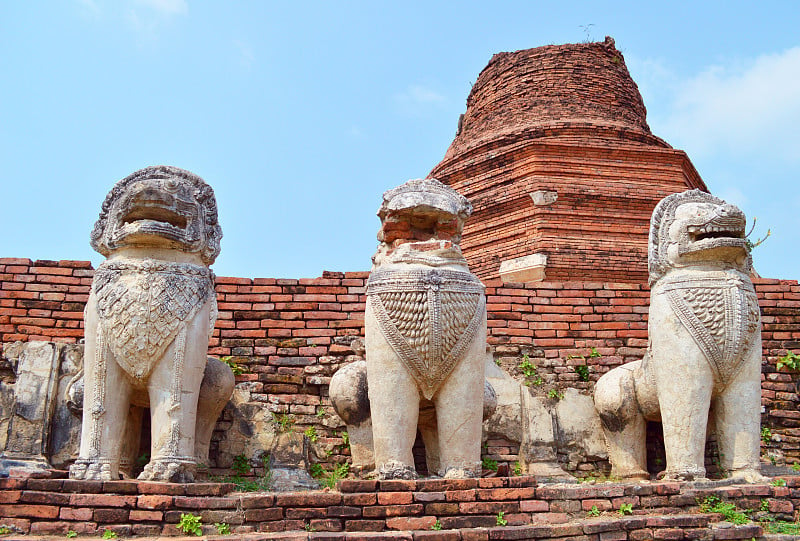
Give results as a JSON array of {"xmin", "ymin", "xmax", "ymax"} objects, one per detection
[
  {"xmin": 93, "ymin": 258, "xmax": 214, "ymax": 382},
  {"xmin": 662, "ymin": 272, "xmax": 760, "ymax": 386},
  {"xmin": 368, "ymin": 268, "xmax": 485, "ymax": 399},
  {"xmin": 683, "ymin": 287, "xmax": 726, "ymax": 345}
]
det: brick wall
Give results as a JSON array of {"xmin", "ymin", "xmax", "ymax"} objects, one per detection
[{"xmin": 2, "ymin": 258, "xmax": 799, "ymax": 467}]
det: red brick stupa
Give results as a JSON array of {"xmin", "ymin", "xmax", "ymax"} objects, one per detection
[{"xmin": 431, "ymin": 37, "xmax": 707, "ymax": 283}]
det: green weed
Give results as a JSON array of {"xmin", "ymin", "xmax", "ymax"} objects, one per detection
[
  {"xmin": 481, "ymin": 456, "xmax": 498, "ymax": 472},
  {"xmin": 777, "ymin": 351, "xmax": 800, "ymax": 371},
  {"xmin": 177, "ymin": 513, "xmax": 203, "ymax": 536},
  {"xmin": 304, "ymin": 426, "xmax": 318, "ymax": 443},
  {"xmin": 699, "ymin": 495, "xmax": 749, "ymax": 524}
]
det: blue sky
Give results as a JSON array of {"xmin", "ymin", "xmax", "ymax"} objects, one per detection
[{"xmin": 1, "ymin": 1, "xmax": 797, "ymax": 280}]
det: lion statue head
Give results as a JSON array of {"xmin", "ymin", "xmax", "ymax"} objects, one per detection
[
  {"xmin": 90, "ymin": 165, "xmax": 222, "ymax": 265},
  {"xmin": 372, "ymin": 177, "xmax": 472, "ymax": 268},
  {"xmin": 648, "ymin": 189, "xmax": 750, "ymax": 285}
]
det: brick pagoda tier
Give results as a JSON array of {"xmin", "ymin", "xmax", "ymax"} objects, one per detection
[{"xmin": 431, "ymin": 37, "xmax": 707, "ymax": 283}]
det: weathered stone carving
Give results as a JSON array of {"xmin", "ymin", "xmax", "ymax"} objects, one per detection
[
  {"xmin": 330, "ymin": 358, "xmax": 498, "ymax": 476},
  {"xmin": 364, "ymin": 178, "xmax": 487, "ymax": 479},
  {"xmin": 594, "ymin": 190, "xmax": 763, "ymax": 481},
  {"xmin": 70, "ymin": 165, "xmax": 231, "ymax": 482},
  {"xmin": 0, "ymin": 342, "xmax": 83, "ymax": 476}
]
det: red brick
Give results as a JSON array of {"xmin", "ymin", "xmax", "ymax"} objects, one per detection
[
  {"xmin": 386, "ymin": 515, "xmax": 437, "ymax": 530},
  {"xmin": 59, "ymin": 507, "xmax": 94, "ymax": 521},
  {"xmin": 129, "ymin": 509, "xmax": 163, "ymax": 521},
  {"xmin": 136, "ymin": 494, "xmax": 174, "ymax": 510},
  {"xmin": 69, "ymin": 494, "xmax": 136, "ymax": 507},
  {"xmin": 93, "ymin": 508, "xmax": 130, "ymax": 522},
  {"xmin": 378, "ymin": 491, "xmax": 414, "ymax": 505},
  {"xmin": 0, "ymin": 504, "xmax": 59, "ymax": 518}
]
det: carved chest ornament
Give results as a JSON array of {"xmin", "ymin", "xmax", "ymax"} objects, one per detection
[
  {"xmin": 658, "ymin": 273, "xmax": 760, "ymax": 384},
  {"xmin": 367, "ymin": 268, "xmax": 485, "ymax": 400},
  {"xmin": 93, "ymin": 258, "xmax": 216, "ymax": 382}
]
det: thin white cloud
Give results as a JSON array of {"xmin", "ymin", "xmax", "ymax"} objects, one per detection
[
  {"xmin": 75, "ymin": 0, "xmax": 100, "ymax": 16},
  {"xmin": 347, "ymin": 125, "xmax": 364, "ymax": 138},
  {"xmin": 134, "ymin": 0, "xmax": 187, "ymax": 16},
  {"xmin": 394, "ymin": 84, "xmax": 447, "ymax": 116},
  {"xmin": 233, "ymin": 39, "xmax": 255, "ymax": 69},
  {"xmin": 658, "ymin": 47, "xmax": 800, "ymax": 161},
  {"xmin": 125, "ymin": 0, "xmax": 187, "ymax": 45}
]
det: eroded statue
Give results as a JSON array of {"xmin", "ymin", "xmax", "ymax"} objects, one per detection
[
  {"xmin": 594, "ymin": 190, "xmax": 763, "ymax": 481},
  {"xmin": 70, "ymin": 165, "xmax": 232, "ymax": 482},
  {"xmin": 364, "ymin": 178, "xmax": 487, "ymax": 479}
]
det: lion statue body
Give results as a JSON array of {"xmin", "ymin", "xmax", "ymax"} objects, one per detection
[
  {"xmin": 363, "ymin": 178, "xmax": 487, "ymax": 479},
  {"xmin": 70, "ymin": 166, "xmax": 232, "ymax": 482},
  {"xmin": 594, "ymin": 190, "xmax": 763, "ymax": 481}
]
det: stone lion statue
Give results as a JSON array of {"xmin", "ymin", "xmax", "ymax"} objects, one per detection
[
  {"xmin": 70, "ymin": 166, "xmax": 233, "ymax": 482},
  {"xmin": 363, "ymin": 178, "xmax": 487, "ymax": 479},
  {"xmin": 594, "ymin": 190, "xmax": 763, "ymax": 481}
]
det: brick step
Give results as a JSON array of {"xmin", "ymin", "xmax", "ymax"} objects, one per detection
[{"xmin": 1, "ymin": 475, "xmax": 798, "ymax": 539}]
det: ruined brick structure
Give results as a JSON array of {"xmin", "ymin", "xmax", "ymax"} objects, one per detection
[
  {"xmin": 431, "ymin": 37, "xmax": 706, "ymax": 283},
  {"xmin": 2, "ymin": 38, "xmax": 800, "ymax": 538},
  {"xmin": 2, "ymin": 258, "xmax": 799, "ymax": 474}
]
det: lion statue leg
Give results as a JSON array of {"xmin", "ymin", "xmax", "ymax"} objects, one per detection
[
  {"xmin": 649, "ymin": 293, "xmax": 712, "ymax": 481},
  {"xmin": 138, "ymin": 303, "xmax": 212, "ymax": 483},
  {"xmin": 714, "ymin": 338, "xmax": 766, "ymax": 483},
  {"xmin": 594, "ymin": 361, "xmax": 649, "ymax": 480},
  {"xmin": 70, "ymin": 298, "xmax": 133, "ymax": 481},
  {"xmin": 193, "ymin": 356, "xmax": 236, "ymax": 468},
  {"xmin": 365, "ymin": 301, "xmax": 420, "ymax": 480},
  {"xmin": 433, "ymin": 317, "xmax": 485, "ymax": 479}
]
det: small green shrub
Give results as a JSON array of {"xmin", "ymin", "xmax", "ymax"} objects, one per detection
[
  {"xmin": 777, "ymin": 351, "xmax": 800, "ymax": 371},
  {"xmin": 699, "ymin": 495, "xmax": 749, "ymax": 524},
  {"xmin": 574, "ymin": 364, "xmax": 590, "ymax": 382},
  {"xmin": 496, "ymin": 511, "xmax": 507, "ymax": 526},
  {"xmin": 214, "ymin": 522, "xmax": 231, "ymax": 535},
  {"xmin": 760, "ymin": 499, "xmax": 770, "ymax": 512},
  {"xmin": 0, "ymin": 526, "xmax": 11, "ymax": 536},
  {"xmin": 220, "ymin": 355, "xmax": 246, "ymax": 375},
  {"xmin": 547, "ymin": 388, "xmax": 564, "ymax": 400},
  {"xmin": 101, "ymin": 530, "xmax": 117, "ymax": 539},
  {"xmin": 587, "ymin": 505, "xmax": 600, "ymax": 517},
  {"xmin": 232, "ymin": 453, "xmax": 250, "ymax": 476},
  {"xmin": 618, "ymin": 502, "xmax": 633, "ymax": 516},
  {"xmin": 512, "ymin": 461, "xmax": 522, "ymax": 476},
  {"xmin": 763, "ymin": 521, "xmax": 800, "ymax": 534},
  {"xmin": 519, "ymin": 355, "xmax": 543, "ymax": 386},
  {"xmin": 431, "ymin": 519, "xmax": 442, "ymax": 531},
  {"xmin": 771, "ymin": 478, "xmax": 787, "ymax": 487},
  {"xmin": 177, "ymin": 512, "xmax": 203, "ymax": 536},
  {"xmin": 304, "ymin": 426, "xmax": 318, "ymax": 443},
  {"xmin": 272, "ymin": 413, "xmax": 294, "ymax": 432},
  {"xmin": 310, "ymin": 462, "xmax": 350, "ymax": 489},
  {"xmin": 66, "ymin": 531, "xmax": 77, "ymax": 539},
  {"xmin": 761, "ymin": 427, "xmax": 773, "ymax": 445},
  {"xmin": 481, "ymin": 456, "xmax": 498, "ymax": 472},
  {"xmin": 791, "ymin": 462, "xmax": 800, "ymax": 472}
]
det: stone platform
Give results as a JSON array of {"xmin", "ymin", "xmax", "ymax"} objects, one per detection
[{"xmin": 1, "ymin": 474, "xmax": 798, "ymax": 540}]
